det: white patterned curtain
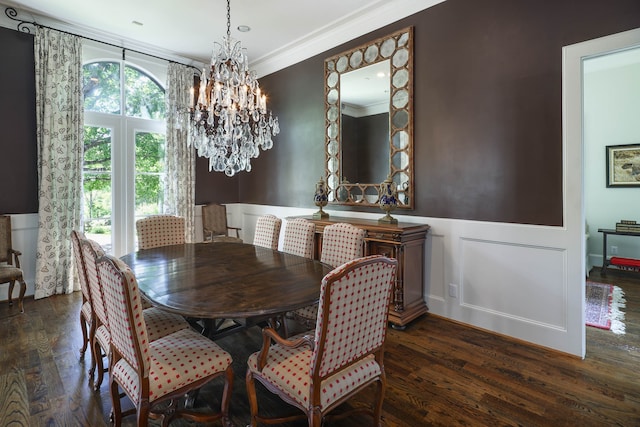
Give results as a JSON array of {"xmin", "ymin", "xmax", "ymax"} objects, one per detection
[
  {"xmin": 165, "ymin": 62, "xmax": 196, "ymax": 242},
  {"xmin": 33, "ymin": 27, "xmax": 83, "ymax": 299}
]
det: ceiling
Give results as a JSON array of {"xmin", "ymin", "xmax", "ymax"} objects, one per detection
[{"xmin": 1, "ymin": 0, "xmax": 444, "ymax": 76}]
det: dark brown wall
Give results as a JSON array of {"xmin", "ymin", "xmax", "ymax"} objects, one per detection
[
  {"xmin": 196, "ymin": 0, "xmax": 640, "ymax": 225},
  {"xmin": 0, "ymin": 26, "xmax": 37, "ymax": 214},
  {"xmin": 194, "ymin": 156, "xmax": 239, "ymax": 205},
  {"xmin": 2, "ymin": 1, "xmax": 640, "ymax": 222}
]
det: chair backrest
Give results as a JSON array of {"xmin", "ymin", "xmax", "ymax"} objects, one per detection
[
  {"xmin": 136, "ymin": 215, "xmax": 185, "ymax": 249},
  {"xmin": 253, "ymin": 214, "xmax": 282, "ymax": 250},
  {"xmin": 81, "ymin": 238, "xmax": 108, "ymax": 327},
  {"xmin": 97, "ymin": 254, "xmax": 150, "ymax": 377},
  {"xmin": 281, "ymin": 218, "xmax": 315, "ymax": 259},
  {"xmin": 202, "ymin": 203, "xmax": 229, "ymax": 236},
  {"xmin": 320, "ymin": 222, "xmax": 365, "ymax": 267},
  {"xmin": 311, "ymin": 255, "xmax": 397, "ymax": 379},
  {"xmin": 0, "ymin": 215, "xmax": 13, "ymax": 264},
  {"xmin": 71, "ymin": 230, "xmax": 91, "ymax": 303}
]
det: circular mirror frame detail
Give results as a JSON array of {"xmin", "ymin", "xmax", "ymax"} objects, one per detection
[{"xmin": 324, "ymin": 26, "xmax": 414, "ymax": 208}]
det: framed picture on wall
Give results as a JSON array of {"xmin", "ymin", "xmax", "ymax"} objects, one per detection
[{"xmin": 606, "ymin": 144, "xmax": 640, "ymax": 187}]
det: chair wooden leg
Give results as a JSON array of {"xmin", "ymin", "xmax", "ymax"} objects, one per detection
[
  {"xmin": 373, "ymin": 376, "xmax": 386, "ymax": 426},
  {"xmin": 245, "ymin": 370, "xmax": 260, "ymax": 427},
  {"xmin": 93, "ymin": 340, "xmax": 105, "ymax": 391},
  {"xmin": 87, "ymin": 322, "xmax": 97, "ymax": 381},
  {"xmin": 137, "ymin": 400, "xmax": 150, "ymax": 427},
  {"xmin": 309, "ymin": 406, "xmax": 322, "ymax": 427},
  {"xmin": 220, "ymin": 365, "xmax": 234, "ymax": 426},
  {"xmin": 17, "ymin": 277, "xmax": 26, "ymax": 313},
  {"xmin": 80, "ymin": 313, "xmax": 89, "ymax": 358},
  {"xmin": 7, "ymin": 279, "xmax": 14, "ymax": 307},
  {"xmin": 110, "ymin": 378, "xmax": 123, "ymax": 427}
]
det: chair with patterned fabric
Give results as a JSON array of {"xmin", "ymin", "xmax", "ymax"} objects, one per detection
[
  {"xmin": 136, "ymin": 214, "xmax": 185, "ymax": 250},
  {"xmin": 97, "ymin": 254, "xmax": 234, "ymax": 426},
  {"xmin": 253, "ymin": 214, "xmax": 282, "ymax": 250},
  {"xmin": 276, "ymin": 218, "xmax": 317, "ymax": 336},
  {"xmin": 70, "ymin": 230, "xmax": 93, "ymax": 361},
  {"xmin": 281, "ymin": 218, "xmax": 315, "ymax": 259},
  {"xmin": 0, "ymin": 215, "xmax": 27, "ymax": 313},
  {"xmin": 202, "ymin": 203, "xmax": 242, "ymax": 243},
  {"xmin": 80, "ymin": 237, "xmax": 191, "ymax": 391},
  {"xmin": 292, "ymin": 222, "xmax": 365, "ymax": 325},
  {"xmin": 246, "ymin": 255, "xmax": 398, "ymax": 427}
]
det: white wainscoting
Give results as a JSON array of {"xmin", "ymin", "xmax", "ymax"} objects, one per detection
[
  {"xmin": 223, "ymin": 204, "xmax": 584, "ymax": 357},
  {"xmin": 9, "ymin": 205, "xmax": 583, "ymax": 357}
]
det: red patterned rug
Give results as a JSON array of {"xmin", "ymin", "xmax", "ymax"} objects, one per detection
[{"xmin": 585, "ymin": 281, "xmax": 626, "ymax": 334}]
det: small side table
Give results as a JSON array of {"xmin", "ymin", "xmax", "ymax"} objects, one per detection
[{"xmin": 598, "ymin": 228, "xmax": 640, "ymax": 275}]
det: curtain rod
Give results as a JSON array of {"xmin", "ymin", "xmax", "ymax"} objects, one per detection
[{"xmin": 4, "ymin": 6, "xmax": 200, "ymax": 73}]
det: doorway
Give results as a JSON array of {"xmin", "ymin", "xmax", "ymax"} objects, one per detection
[{"xmin": 563, "ymin": 27, "xmax": 640, "ymax": 357}]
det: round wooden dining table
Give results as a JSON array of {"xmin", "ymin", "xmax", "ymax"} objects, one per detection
[{"xmin": 120, "ymin": 242, "xmax": 332, "ymax": 321}]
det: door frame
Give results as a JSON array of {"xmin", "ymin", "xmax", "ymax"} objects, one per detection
[{"xmin": 563, "ymin": 27, "xmax": 640, "ymax": 357}]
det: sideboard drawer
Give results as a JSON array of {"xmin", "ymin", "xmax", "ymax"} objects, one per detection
[
  {"xmin": 366, "ymin": 231, "xmax": 402, "ymax": 242},
  {"xmin": 367, "ymin": 240, "xmax": 398, "ymax": 259}
]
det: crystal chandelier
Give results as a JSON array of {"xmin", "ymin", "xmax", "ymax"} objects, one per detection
[{"xmin": 187, "ymin": 0, "xmax": 279, "ymax": 177}]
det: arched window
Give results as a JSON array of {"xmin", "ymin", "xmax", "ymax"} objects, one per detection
[{"xmin": 82, "ymin": 60, "xmax": 166, "ymax": 255}]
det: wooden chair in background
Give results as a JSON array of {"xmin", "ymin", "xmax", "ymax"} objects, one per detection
[
  {"xmin": 135, "ymin": 214, "xmax": 185, "ymax": 249},
  {"xmin": 202, "ymin": 203, "xmax": 242, "ymax": 243},
  {"xmin": 246, "ymin": 255, "xmax": 398, "ymax": 427},
  {"xmin": 0, "ymin": 215, "xmax": 27, "ymax": 313}
]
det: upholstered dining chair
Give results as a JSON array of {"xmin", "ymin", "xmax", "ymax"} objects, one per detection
[
  {"xmin": 70, "ymin": 230, "xmax": 93, "ymax": 360},
  {"xmin": 97, "ymin": 254, "xmax": 234, "ymax": 427},
  {"xmin": 0, "ymin": 215, "xmax": 27, "ymax": 313},
  {"xmin": 246, "ymin": 255, "xmax": 398, "ymax": 427},
  {"xmin": 202, "ymin": 203, "xmax": 242, "ymax": 243},
  {"xmin": 293, "ymin": 222, "xmax": 365, "ymax": 325},
  {"xmin": 135, "ymin": 214, "xmax": 185, "ymax": 249},
  {"xmin": 281, "ymin": 217, "xmax": 315, "ymax": 259},
  {"xmin": 253, "ymin": 214, "xmax": 282, "ymax": 250},
  {"xmin": 80, "ymin": 237, "xmax": 191, "ymax": 391}
]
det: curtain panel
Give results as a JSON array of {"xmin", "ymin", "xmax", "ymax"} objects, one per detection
[
  {"xmin": 33, "ymin": 27, "xmax": 83, "ymax": 299},
  {"xmin": 165, "ymin": 63, "xmax": 196, "ymax": 242}
]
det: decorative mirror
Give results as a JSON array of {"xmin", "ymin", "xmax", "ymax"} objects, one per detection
[{"xmin": 324, "ymin": 26, "xmax": 414, "ymax": 208}]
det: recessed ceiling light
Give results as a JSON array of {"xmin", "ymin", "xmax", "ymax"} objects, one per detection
[
  {"xmin": 237, "ymin": 25, "xmax": 251, "ymax": 32},
  {"xmin": 132, "ymin": 20, "xmax": 143, "ymax": 26}
]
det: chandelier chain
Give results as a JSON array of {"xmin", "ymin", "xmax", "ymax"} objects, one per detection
[{"xmin": 226, "ymin": 0, "xmax": 231, "ymax": 39}]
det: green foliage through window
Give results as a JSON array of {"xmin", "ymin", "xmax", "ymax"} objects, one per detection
[{"xmin": 82, "ymin": 61, "xmax": 166, "ymax": 238}]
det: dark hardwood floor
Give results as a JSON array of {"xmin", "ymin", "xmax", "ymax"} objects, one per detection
[{"xmin": 1, "ymin": 267, "xmax": 639, "ymax": 426}]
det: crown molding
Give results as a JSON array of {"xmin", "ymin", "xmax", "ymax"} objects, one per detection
[
  {"xmin": 251, "ymin": 0, "xmax": 445, "ymax": 77},
  {"xmin": 1, "ymin": 0, "xmax": 445, "ymax": 74},
  {"xmin": 0, "ymin": 3, "xmax": 203, "ymax": 67}
]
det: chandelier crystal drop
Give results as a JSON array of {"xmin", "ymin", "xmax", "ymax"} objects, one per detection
[{"xmin": 186, "ymin": 0, "xmax": 279, "ymax": 177}]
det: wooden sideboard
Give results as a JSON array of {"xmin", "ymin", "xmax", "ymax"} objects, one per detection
[{"xmin": 298, "ymin": 216, "xmax": 430, "ymax": 329}]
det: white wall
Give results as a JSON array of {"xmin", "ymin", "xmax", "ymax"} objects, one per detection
[{"xmin": 584, "ymin": 51, "xmax": 640, "ymax": 270}]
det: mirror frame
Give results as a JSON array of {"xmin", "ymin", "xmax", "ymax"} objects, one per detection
[{"xmin": 324, "ymin": 26, "xmax": 414, "ymax": 209}]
